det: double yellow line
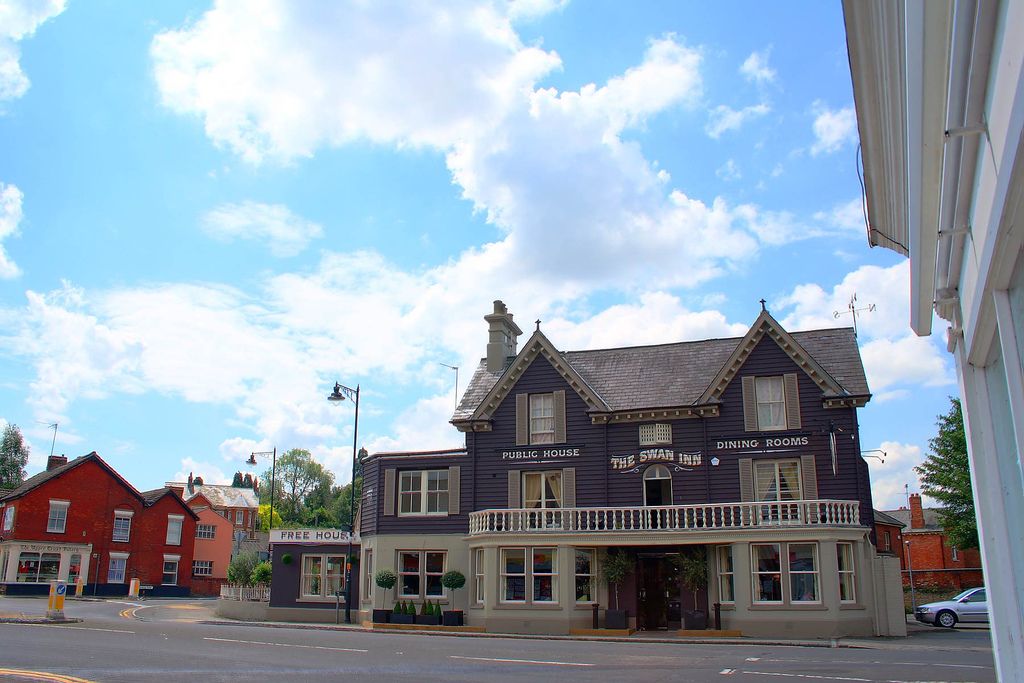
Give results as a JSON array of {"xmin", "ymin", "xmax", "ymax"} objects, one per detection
[{"xmin": 0, "ymin": 668, "xmax": 96, "ymax": 683}]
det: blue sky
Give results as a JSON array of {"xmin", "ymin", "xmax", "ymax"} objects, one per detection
[{"xmin": 0, "ymin": 0, "xmax": 953, "ymax": 510}]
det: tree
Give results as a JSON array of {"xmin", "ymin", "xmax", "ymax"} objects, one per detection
[
  {"xmin": 0, "ymin": 423, "xmax": 30, "ymax": 490},
  {"xmin": 231, "ymin": 472, "xmax": 243, "ymax": 486},
  {"xmin": 228, "ymin": 552, "xmax": 260, "ymax": 586},
  {"xmin": 264, "ymin": 449, "xmax": 334, "ymax": 524},
  {"xmin": 915, "ymin": 397, "xmax": 978, "ymax": 549},
  {"xmin": 257, "ymin": 503, "xmax": 283, "ymax": 531}
]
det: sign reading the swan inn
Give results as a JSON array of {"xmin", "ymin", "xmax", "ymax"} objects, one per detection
[
  {"xmin": 610, "ymin": 449, "xmax": 703, "ymax": 470},
  {"xmin": 271, "ymin": 528, "xmax": 353, "ymax": 544}
]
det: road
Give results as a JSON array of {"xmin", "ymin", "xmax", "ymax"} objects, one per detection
[{"xmin": 0, "ymin": 596, "xmax": 997, "ymax": 682}]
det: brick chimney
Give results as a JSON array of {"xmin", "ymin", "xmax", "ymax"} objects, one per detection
[
  {"xmin": 485, "ymin": 300, "xmax": 523, "ymax": 372},
  {"xmin": 46, "ymin": 455, "xmax": 68, "ymax": 471},
  {"xmin": 909, "ymin": 493, "xmax": 925, "ymax": 529}
]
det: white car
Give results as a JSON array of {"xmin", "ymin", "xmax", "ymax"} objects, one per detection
[{"xmin": 914, "ymin": 587, "xmax": 988, "ymax": 628}]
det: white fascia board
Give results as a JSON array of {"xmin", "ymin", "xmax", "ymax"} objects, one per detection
[{"xmin": 907, "ymin": 0, "xmax": 954, "ymax": 336}]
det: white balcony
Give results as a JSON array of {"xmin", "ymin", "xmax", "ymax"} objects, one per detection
[{"xmin": 468, "ymin": 500, "xmax": 861, "ymax": 536}]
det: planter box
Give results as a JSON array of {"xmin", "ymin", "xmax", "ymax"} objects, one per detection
[
  {"xmin": 372, "ymin": 609, "xmax": 391, "ymax": 624},
  {"xmin": 390, "ymin": 613, "xmax": 415, "ymax": 624},
  {"xmin": 683, "ymin": 609, "xmax": 707, "ymax": 630},
  {"xmin": 605, "ymin": 609, "xmax": 629, "ymax": 630},
  {"xmin": 415, "ymin": 614, "xmax": 442, "ymax": 625},
  {"xmin": 442, "ymin": 610, "xmax": 464, "ymax": 627}
]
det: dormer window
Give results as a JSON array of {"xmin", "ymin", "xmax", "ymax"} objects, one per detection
[
  {"xmin": 742, "ymin": 374, "xmax": 801, "ymax": 431},
  {"xmin": 639, "ymin": 423, "xmax": 672, "ymax": 446}
]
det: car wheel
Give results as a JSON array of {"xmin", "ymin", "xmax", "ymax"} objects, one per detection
[{"xmin": 936, "ymin": 610, "xmax": 957, "ymax": 628}]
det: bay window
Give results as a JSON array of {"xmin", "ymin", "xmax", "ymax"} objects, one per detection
[
  {"xmin": 500, "ymin": 547, "xmax": 557, "ymax": 604},
  {"xmin": 575, "ymin": 549, "xmax": 595, "ymax": 603},
  {"xmin": 398, "ymin": 550, "xmax": 446, "ymax": 599}
]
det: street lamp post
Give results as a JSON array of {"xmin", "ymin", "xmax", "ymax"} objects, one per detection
[
  {"xmin": 905, "ymin": 539, "xmax": 917, "ymax": 612},
  {"xmin": 247, "ymin": 448, "xmax": 277, "ymax": 534},
  {"xmin": 328, "ymin": 381, "xmax": 359, "ymax": 624}
]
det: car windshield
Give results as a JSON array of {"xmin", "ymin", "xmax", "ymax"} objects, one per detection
[{"xmin": 950, "ymin": 588, "xmax": 977, "ymax": 601}]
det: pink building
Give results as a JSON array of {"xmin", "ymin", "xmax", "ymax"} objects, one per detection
[{"xmin": 188, "ymin": 494, "xmax": 235, "ymax": 596}]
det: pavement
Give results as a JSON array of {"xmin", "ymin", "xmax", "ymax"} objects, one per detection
[{"xmin": 0, "ymin": 596, "xmax": 991, "ymax": 651}]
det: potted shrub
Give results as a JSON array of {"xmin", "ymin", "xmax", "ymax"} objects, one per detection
[
  {"xmin": 391, "ymin": 599, "xmax": 414, "ymax": 624},
  {"xmin": 373, "ymin": 569, "xmax": 398, "ymax": 623},
  {"xmin": 679, "ymin": 546, "xmax": 709, "ymax": 630},
  {"xmin": 441, "ymin": 570, "xmax": 466, "ymax": 626},
  {"xmin": 602, "ymin": 550, "xmax": 633, "ymax": 630},
  {"xmin": 416, "ymin": 599, "xmax": 441, "ymax": 625}
]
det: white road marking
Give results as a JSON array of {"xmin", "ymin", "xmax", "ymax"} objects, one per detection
[
  {"xmin": 203, "ymin": 637, "xmax": 367, "ymax": 653},
  {"xmin": 3, "ymin": 623, "xmax": 134, "ymax": 634},
  {"xmin": 762, "ymin": 658, "xmax": 990, "ymax": 670},
  {"xmin": 746, "ymin": 657, "xmax": 761, "ymax": 661},
  {"xmin": 449, "ymin": 655, "xmax": 593, "ymax": 667},
  {"xmin": 743, "ymin": 673, "xmax": 871, "ymax": 681},
  {"xmin": 720, "ymin": 668, "xmax": 736, "ymax": 675}
]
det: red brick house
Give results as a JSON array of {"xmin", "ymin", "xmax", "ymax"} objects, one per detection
[
  {"xmin": 0, "ymin": 452, "xmax": 198, "ymax": 596},
  {"xmin": 873, "ymin": 509, "xmax": 905, "ymax": 557},
  {"xmin": 881, "ymin": 493, "xmax": 983, "ymax": 591}
]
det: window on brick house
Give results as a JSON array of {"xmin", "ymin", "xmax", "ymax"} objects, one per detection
[
  {"xmin": 47, "ymin": 500, "xmax": 69, "ymax": 533},
  {"xmin": 112, "ymin": 511, "xmax": 133, "ymax": 542},
  {"xmin": 166, "ymin": 515, "xmax": 183, "ymax": 545}
]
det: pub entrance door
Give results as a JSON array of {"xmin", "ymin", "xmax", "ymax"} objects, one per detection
[{"xmin": 636, "ymin": 553, "xmax": 682, "ymax": 630}]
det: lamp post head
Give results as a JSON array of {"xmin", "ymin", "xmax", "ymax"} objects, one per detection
[
  {"xmin": 246, "ymin": 453, "xmax": 258, "ymax": 466},
  {"xmin": 328, "ymin": 382, "xmax": 346, "ymax": 402}
]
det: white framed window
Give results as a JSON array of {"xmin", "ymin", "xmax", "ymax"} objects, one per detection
[
  {"xmin": 301, "ymin": 554, "xmax": 346, "ymax": 598},
  {"xmin": 235, "ymin": 510, "xmax": 244, "ymax": 525},
  {"xmin": 162, "ymin": 555, "xmax": 180, "ymax": 586},
  {"xmin": 837, "ymin": 542, "xmax": 856, "ymax": 603},
  {"xmin": 639, "ymin": 423, "xmax": 672, "ymax": 445},
  {"xmin": 2, "ymin": 506, "xmax": 13, "ymax": 531},
  {"xmin": 754, "ymin": 460, "xmax": 802, "ymax": 502},
  {"xmin": 47, "ymin": 500, "xmax": 69, "ymax": 533},
  {"xmin": 196, "ymin": 524, "xmax": 216, "ymax": 539},
  {"xmin": 193, "ymin": 560, "xmax": 213, "ymax": 576},
  {"xmin": 474, "ymin": 548, "xmax": 485, "ymax": 604},
  {"xmin": 751, "ymin": 543, "xmax": 782, "ymax": 603},
  {"xmin": 754, "ymin": 376, "xmax": 787, "ymax": 430},
  {"xmin": 166, "ymin": 515, "xmax": 184, "ymax": 545},
  {"xmin": 501, "ymin": 548, "xmax": 527, "ymax": 603},
  {"xmin": 398, "ymin": 470, "xmax": 449, "ymax": 515},
  {"xmin": 532, "ymin": 548, "xmax": 557, "ymax": 603},
  {"xmin": 716, "ymin": 545, "xmax": 734, "ymax": 603},
  {"xmin": 363, "ymin": 550, "xmax": 373, "ymax": 600},
  {"xmin": 882, "ymin": 530, "xmax": 891, "ymax": 551},
  {"xmin": 108, "ymin": 553, "xmax": 129, "ymax": 584},
  {"xmin": 16, "ymin": 552, "xmax": 60, "ymax": 583},
  {"xmin": 398, "ymin": 550, "xmax": 445, "ymax": 598},
  {"xmin": 574, "ymin": 548, "xmax": 595, "ymax": 603},
  {"xmin": 522, "ymin": 471, "xmax": 563, "ymax": 509},
  {"xmin": 68, "ymin": 554, "xmax": 82, "ymax": 584},
  {"xmin": 529, "ymin": 393, "xmax": 554, "ymax": 444},
  {"xmin": 112, "ymin": 510, "xmax": 133, "ymax": 542},
  {"xmin": 789, "ymin": 543, "xmax": 819, "ymax": 602}
]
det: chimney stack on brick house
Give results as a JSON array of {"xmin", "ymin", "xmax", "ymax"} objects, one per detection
[
  {"xmin": 46, "ymin": 455, "xmax": 67, "ymax": 471},
  {"xmin": 909, "ymin": 492, "xmax": 925, "ymax": 529},
  {"xmin": 485, "ymin": 300, "xmax": 523, "ymax": 372}
]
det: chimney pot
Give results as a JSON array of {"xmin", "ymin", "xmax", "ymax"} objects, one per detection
[
  {"xmin": 485, "ymin": 300, "xmax": 523, "ymax": 372},
  {"xmin": 46, "ymin": 455, "xmax": 68, "ymax": 471}
]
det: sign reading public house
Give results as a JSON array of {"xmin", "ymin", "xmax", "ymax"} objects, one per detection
[{"xmin": 499, "ymin": 446, "xmax": 582, "ymax": 460}]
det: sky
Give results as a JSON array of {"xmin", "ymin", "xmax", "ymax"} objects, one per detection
[{"xmin": 0, "ymin": 0, "xmax": 956, "ymax": 511}]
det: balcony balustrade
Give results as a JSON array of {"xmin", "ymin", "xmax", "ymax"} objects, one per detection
[{"xmin": 468, "ymin": 499, "xmax": 860, "ymax": 535}]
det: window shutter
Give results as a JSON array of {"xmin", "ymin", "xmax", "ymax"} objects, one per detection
[
  {"xmin": 508, "ymin": 470, "xmax": 521, "ymax": 509},
  {"xmin": 516, "ymin": 394, "xmax": 529, "ymax": 446},
  {"xmin": 448, "ymin": 466, "xmax": 460, "ymax": 515},
  {"xmin": 562, "ymin": 468, "xmax": 576, "ymax": 508},
  {"xmin": 784, "ymin": 373, "xmax": 801, "ymax": 430},
  {"xmin": 800, "ymin": 455, "xmax": 817, "ymax": 501},
  {"xmin": 742, "ymin": 376, "xmax": 758, "ymax": 431},
  {"xmin": 554, "ymin": 390, "xmax": 566, "ymax": 443},
  {"xmin": 383, "ymin": 469, "xmax": 396, "ymax": 517},
  {"xmin": 738, "ymin": 458, "xmax": 753, "ymax": 502}
]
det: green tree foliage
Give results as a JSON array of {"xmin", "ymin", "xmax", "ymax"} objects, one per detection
[
  {"xmin": 0, "ymin": 423, "xmax": 30, "ymax": 490},
  {"xmin": 915, "ymin": 397, "xmax": 979, "ymax": 549},
  {"xmin": 257, "ymin": 503, "xmax": 284, "ymax": 531},
  {"xmin": 231, "ymin": 472, "xmax": 243, "ymax": 486},
  {"xmin": 262, "ymin": 448, "xmax": 334, "ymax": 524},
  {"xmin": 228, "ymin": 552, "xmax": 260, "ymax": 586},
  {"xmin": 251, "ymin": 561, "xmax": 272, "ymax": 585}
]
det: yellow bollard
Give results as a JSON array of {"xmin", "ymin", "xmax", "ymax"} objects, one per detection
[
  {"xmin": 75, "ymin": 577, "xmax": 84, "ymax": 596},
  {"xmin": 47, "ymin": 581, "xmax": 66, "ymax": 619},
  {"xmin": 128, "ymin": 578, "xmax": 140, "ymax": 598}
]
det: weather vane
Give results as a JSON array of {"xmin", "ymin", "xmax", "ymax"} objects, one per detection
[{"xmin": 834, "ymin": 293, "xmax": 875, "ymax": 337}]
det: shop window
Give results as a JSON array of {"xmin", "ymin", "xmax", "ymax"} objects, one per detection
[
  {"xmin": 68, "ymin": 554, "xmax": 82, "ymax": 584},
  {"xmin": 166, "ymin": 515, "xmax": 184, "ymax": 545},
  {"xmin": 474, "ymin": 548, "xmax": 485, "ymax": 604},
  {"xmin": 751, "ymin": 543, "xmax": 782, "ymax": 603},
  {"xmin": 789, "ymin": 544, "xmax": 819, "ymax": 603},
  {"xmin": 533, "ymin": 548, "xmax": 557, "ymax": 602},
  {"xmin": 530, "ymin": 393, "xmax": 555, "ymax": 444},
  {"xmin": 717, "ymin": 546, "xmax": 734, "ymax": 603},
  {"xmin": 112, "ymin": 511, "xmax": 133, "ymax": 542},
  {"xmin": 196, "ymin": 524, "xmax": 216, "ymax": 539},
  {"xmin": 301, "ymin": 554, "xmax": 346, "ymax": 599},
  {"xmin": 108, "ymin": 555, "xmax": 128, "ymax": 583},
  {"xmin": 162, "ymin": 556, "xmax": 180, "ymax": 586},
  {"xmin": 363, "ymin": 550, "xmax": 373, "ymax": 600},
  {"xmin": 193, "ymin": 560, "xmax": 213, "ymax": 576},
  {"xmin": 47, "ymin": 500, "xmax": 69, "ymax": 533},
  {"xmin": 2, "ymin": 505, "xmax": 13, "ymax": 531},
  {"xmin": 500, "ymin": 547, "xmax": 557, "ymax": 604},
  {"xmin": 575, "ymin": 549, "xmax": 595, "ymax": 603},
  {"xmin": 16, "ymin": 552, "xmax": 59, "ymax": 583},
  {"xmin": 639, "ymin": 423, "xmax": 672, "ymax": 446},
  {"xmin": 398, "ymin": 551, "xmax": 445, "ymax": 599},
  {"xmin": 501, "ymin": 548, "xmax": 527, "ymax": 602},
  {"xmin": 399, "ymin": 470, "xmax": 449, "ymax": 515},
  {"xmin": 837, "ymin": 542, "xmax": 856, "ymax": 603}
]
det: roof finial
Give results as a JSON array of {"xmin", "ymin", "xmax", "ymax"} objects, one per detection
[
  {"xmin": 759, "ymin": 298, "xmax": 767, "ymax": 312},
  {"xmin": 535, "ymin": 319, "xmax": 541, "ymax": 331}
]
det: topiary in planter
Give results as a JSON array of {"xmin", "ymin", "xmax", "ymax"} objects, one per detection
[{"xmin": 374, "ymin": 568, "xmax": 397, "ymax": 591}]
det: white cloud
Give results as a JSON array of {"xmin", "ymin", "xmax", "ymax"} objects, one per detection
[
  {"xmin": 175, "ymin": 456, "xmax": 231, "ymax": 487},
  {"xmin": 201, "ymin": 201, "xmax": 324, "ymax": 257},
  {"xmin": 740, "ymin": 48, "xmax": 776, "ymax": 84},
  {"xmin": 716, "ymin": 159, "xmax": 741, "ymax": 181},
  {"xmin": 0, "ymin": 181, "xmax": 23, "ymax": 277},
  {"xmin": 810, "ymin": 101, "xmax": 857, "ymax": 155},
  {"xmin": 705, "ymin": 102, "xmax": 769, "ymax": 139},
  {"xmin": 866, "ymin": 440, "xmax": 931, "ymax": 510},
  {"xmin": 814, "ymin": 197, "xmax": 864, "ymax": 235},
  {"xmin": 0, "ymin": 0, "xmax": 66, "ymax": 102}
]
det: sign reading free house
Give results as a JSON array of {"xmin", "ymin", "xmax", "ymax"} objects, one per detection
[{"xmin": 270, "ymin": 528, "xmax": 353, "ymax": 544}]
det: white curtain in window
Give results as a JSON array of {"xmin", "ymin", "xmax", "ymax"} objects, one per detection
[
  {"xmin": 545, "ymin": 473, "xmax": 562, "ymax": 508},
  {"xmin": 755, "ymin": 463, "xmax": 778, "ymax": 501},
  {"xmin": 524, "ymin": 473, "xmax": 543, "ymax": 508}
]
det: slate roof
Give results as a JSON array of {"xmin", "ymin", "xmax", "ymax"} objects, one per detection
[
  {"xmin": 873, "ymin": 509, "xmax": 907, "ymax": 527},
  {"xmin": 453, "ymin": 325, "xmax": 869, "ymax": 421},
  {"xmin": 174, "ymin": 482, "xmax": 259, "ymax": 509},
  {"xmin": 882, "ymin": 507, "xmax": 943, "ymax": 531}
]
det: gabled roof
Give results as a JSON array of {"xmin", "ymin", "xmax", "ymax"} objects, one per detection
[
  {"xmin": 140, "ymin": 487, "xmax": 200, "ymax": 520},
  {"xmin": 167, "ymin": 482, "xmax": 259, "ymax": 509},
  {"xmin": 0, "ymin": 452, "xmax": 145, "ymax": 505},
  {"xmin": 873, "ymin": 509, "xmax": 907, "ymax": 527},
  {"xmin": 453, "ymin": 313, "xmax": 870, "ymax": 427}
]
